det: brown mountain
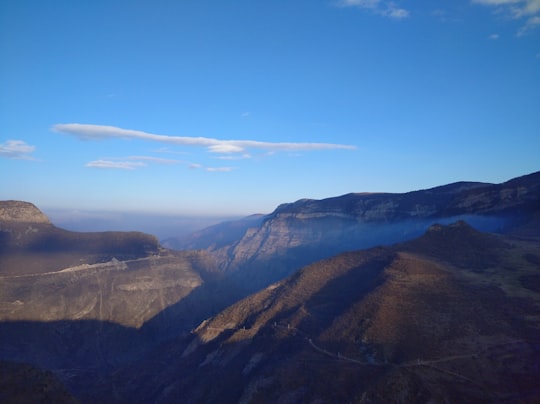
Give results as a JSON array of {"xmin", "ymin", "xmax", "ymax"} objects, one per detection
[
  {"xmin": 0, "ymin": 201, "xmax": 220, "ymax": 396},
  {"xmin": 105, "ymin": 220, "xmax": 540, "ymax": 403},
  {"xmin": 171, "ymin": 171, "xmax": 540, "ymax": 291},
  {"xmin": 0, "ymin": 200, "xmax": 218, "ymax": 328},
  {"xmin": 1, "ymin": 171, "xmax": 539, "ymax": 402}
]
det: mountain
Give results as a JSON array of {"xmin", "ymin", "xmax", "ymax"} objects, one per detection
[
  {"xmin": 103, "ymin": 221, "xmax": 540, "ymax": 403},
  {"xmin": 1, "ymin": 171, "xmax": 539, "ymax": 402},
  {"xmin": 0, "ymin": 361, "xmax": 78, "ymax": 403},
  {"xmin": 0, "ymin": 200, "xmax": 160, "ymax": 276},
  {"xmin": 173, "ymin": 171, "xmax": 540, "ymax": 290},
  {"xmin": 162, "ymin": 214, "xmax": 265, "ymax": 251},
  {"xmin": 0, "ymin": 200, "xmax": 218, "ymax": 328},
  {"xmin": 0, "ymin": 201, "xmax": 220, "ymax": 397}
]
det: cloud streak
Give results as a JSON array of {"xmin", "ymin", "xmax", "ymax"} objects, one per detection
[
  {"xmin": 0, "ymin": 140, "xmax": 36, "ymax": 160},
  {"xmin": 86, "ymin": 155, "xmax": 189, "ymax": 170},
  {"xmin": 472, "ymin": 0, "xmax": 540, "ymax": 34},
  {"xmin": 85, "ymin": 160, "xmax": 146, "ymax": 170},
  {"xmin": 53, "ymin": 123, "xmax": 356, "ymax": 155},
  {"xmin": 338, "ymin": 0, "xmax": 410, "ymax": 19},
  {"xmin": 85, "ymin": 155, "xmax": 235, "ymax": 173}
]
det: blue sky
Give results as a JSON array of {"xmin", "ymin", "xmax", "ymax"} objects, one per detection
[{"xmin": 1, "ymin": 0, "xmax": 539, "ymax": 218}]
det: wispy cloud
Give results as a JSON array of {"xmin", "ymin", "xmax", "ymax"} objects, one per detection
[
  {"xmin": 86, "ymin": 160, "xmax": 147, "ymax": 170},
  {"xmin": 121, "ymin": 155, "xmax": 187, "ymax": 165},
  {"xmin": 473, "ymin": 0, "xmax": 540, "ymax": 17},
  {"xmin": 338, "ymin": 0, "xmax": 410, "ymax": 19},
  {"xmin": 85, "ymin": 155, "xmax": 240, "ymax": 173},
  {"xmin": 215, "ymin": 153, "xmax": 252, "ymax": 160},
  {"xmin": 489, "ymin": 33, "xmax": 500, "ymax": 38},
  {"xmin": 205, "ymin": 166, "xmax": 236, "ymax": 172},
  {"xmin": 0, "ymin": 140, "xmax": 36, "ymax": 160},
  {"xmin": 517, "ymin": 14, "xmax": 540, "ymax": 34},
  {"xmin": 472, "ymin": 0, "xmax": 540, "ymax": 35},
  {"xmin": 52, "ymin": 123, "xmax": 356, "ymax": 154},
  {"xmin": 86, "ymin": 155, "xmax": 190, "ymax": 170}
]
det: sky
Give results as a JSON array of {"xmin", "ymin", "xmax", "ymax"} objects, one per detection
[{"xmin": 1, "ymin": 0, "xmax": 539, "ymax": 221}]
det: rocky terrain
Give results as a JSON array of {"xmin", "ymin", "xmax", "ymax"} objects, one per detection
[
  {"xmin": 103, "ymin": 221, "xmax": 540, "ymax": 403},
  {"xmin": 172, "ymin": 171, "xmax": 540, "ymax": 291},
  {"xmin": 0, "ymin": 171, "xmax": 539, "ymax": 402},
  {"xmin": 0, "ymin": 203, "xmax": 220, "ymax": 397},
  {"xmin": 0, "ymin": 200, "xmax": 51, "ymax": 224}
]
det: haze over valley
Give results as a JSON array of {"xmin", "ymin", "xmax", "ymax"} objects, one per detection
[{"xmin": 1, "ymin": 171, "xmax": 540, "ymax": 402}]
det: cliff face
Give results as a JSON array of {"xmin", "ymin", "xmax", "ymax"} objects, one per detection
[
  {"xmin": 197, "ymin": 172, "xmax": 540, "ymax": 286},
  {"xmin": 0, "ymin": 252, "xmax": 206, "ymax": 328},
  {"xmin": 103, "ymin": 221, "xmax": 540, "ymax": 403},
  {"xmin": 0, "ymin": 200, "xmax": 51, "ymax": 224},
  {"xmin": 0, "ymin": 201, "xmax": 220, "ymax": 391},
  {"xmin": 0, "ymin": 201, "xmax": 216, "ymax": 328}
]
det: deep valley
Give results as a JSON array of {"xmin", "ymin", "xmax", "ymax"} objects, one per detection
[{"xmin": 1, "ymin": 171, "xmax": 539, "ymax": 403}]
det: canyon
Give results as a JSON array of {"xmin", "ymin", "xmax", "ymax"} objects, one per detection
[{"xmin": 0, "ymin": 171, "xmax": 539, "ymax": 402}]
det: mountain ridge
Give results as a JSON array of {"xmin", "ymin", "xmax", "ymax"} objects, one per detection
[
  {"xmin": 107, "ymin": 220, "xmax": 540, "ymax": 403},
  {"xmin": 167, "ymin": 171, "xmax": 539, "ymax": 294},
  {"xmin": 1, "ymin": 170, "xmax": 539, "ymax": 402}
]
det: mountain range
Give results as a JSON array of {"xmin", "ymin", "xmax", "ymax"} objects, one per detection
[{"xmin": 0, "ymin": 171, "xmax": 539, "ymax": 402}]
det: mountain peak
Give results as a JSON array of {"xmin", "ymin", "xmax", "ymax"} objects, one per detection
[
  {"xmin": 0, "ymin": 200, "xmax": 51, "ymax": 224},
  {"xmin": 405, "ymin": 220, "xmax": 509, "ymax": 269}
]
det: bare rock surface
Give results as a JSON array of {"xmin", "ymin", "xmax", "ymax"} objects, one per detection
[{"xmin": 0, "ymin": 200, "xmax": 51, "ymax": 224}]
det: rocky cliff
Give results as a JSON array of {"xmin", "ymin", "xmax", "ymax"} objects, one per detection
[
  {"xmin": 0, "ymin": 201, "xmax": 220, "ymax": 393},
  {"xmin": 0, "ymin": 200, "xmax": 219, "ymax": 328},
  {"xmin": 105, "ymin": 221, "xmax": 540, "ymax": 403},
  {"xmin": 182, "ymin": 171, "xmax": 540, "ymax": 289},
  {"xmin": 0, "ymin": 200, "xmax": 51, "ymax": 224}
]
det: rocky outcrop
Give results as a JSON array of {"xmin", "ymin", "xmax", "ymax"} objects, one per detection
[
  {"xmin": 0, "ymin": 200, "xmax": 51, "ymax": 224},
  {"xmin": 100, "ymin": 222, "xmax": 540, "ymax": 403},
  {"xmin": 0, "ymin": 252, "xmax": 206, "ymax": 328},
  {"xmin": 184, "ymin": 172, "xmax": 539, "ymax": 286},
  {"xmin": 0, "ymin": 201, "xmax": 161, "ymax": 276}
]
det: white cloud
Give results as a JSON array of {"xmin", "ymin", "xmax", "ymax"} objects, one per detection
[
  {"xmin": 473, "ymin": 0, "xmax": 540, "ymax": 15},
  {"xmin": 86, "ymin": 160, "xmax": 147, "ymax": 170},
  {"xmin": 0, "ymin": 140, "xmax": 36, "ymax": 160},
  {"xmin": 122, "ymin": 155, "xmax": 187, "ymax": 165},
  {"xmin": 473, "ymin": 0, "xmax": 540, "ymax": 34},
  {"xmin": 205, "ymin": 167, "xmax": 236, "ymax": 172},
  {"xmin": 338, "ymin": 0, "xmax": 409, "ymax": 19},
  {"xmin": 518, "ymin": 15, "xmax": 540, "ymax": 34},
  {"xmin": 85, "ymin": 155, "xmax": 191, "ymax": 170},
  {"xmin": 52, "ymin": 123, "xmax": 356, "ymax": 154},
  {"xmin": 207, "ymin": 144, "xmax": 246, "ymax": 154},
  {"xmin": 489, "ymin": 33, "xmax": 500, "ymax": 38},
  {"xmin": 216, "ymin": 153, "xmax": 252, "ymax": 160},
  {"xmin": 85, "ymin": 154, "xmax": 240, "ymax": 173}
]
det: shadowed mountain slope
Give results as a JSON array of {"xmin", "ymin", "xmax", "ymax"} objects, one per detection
[
  {"xmin": 0, "ymin": 361, "xmax": 79, "ymax": 403},
  {"xmin": 104, "ymin": 221, "xmax": 540, "ymax": 403},
  {"xmin": 172, "ymin": 172, "xmax": 540, "ymax": 291},
  {"xmin": 0, "ymin": 201, "xmax": 218, "ymax": 328},
  {"xmin": 1, "ymin": 172, "xmax": 539, "ymax": 402},
  {"xmin": 0, "ymin": 202, "xmax": 221, "ymax": 399},
  {"xmin": 0, "ymin": 201, "xmax": 160, "ymax": 276}
]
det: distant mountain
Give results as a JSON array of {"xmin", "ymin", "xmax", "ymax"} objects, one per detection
[
  {"xmin": 173, "ymin": 171, "xmax": 540, "ymax": 290},
  {"xmin": 104, "ymin": 221, "xmax": 540, "ymax": 403},
  {"xmin": 1, "ymin": 171, "xmax": 539, "ymax": 402},
  {"xmin": 162, "ymin": 214, "xmax": 265, "ymax": 250}
]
